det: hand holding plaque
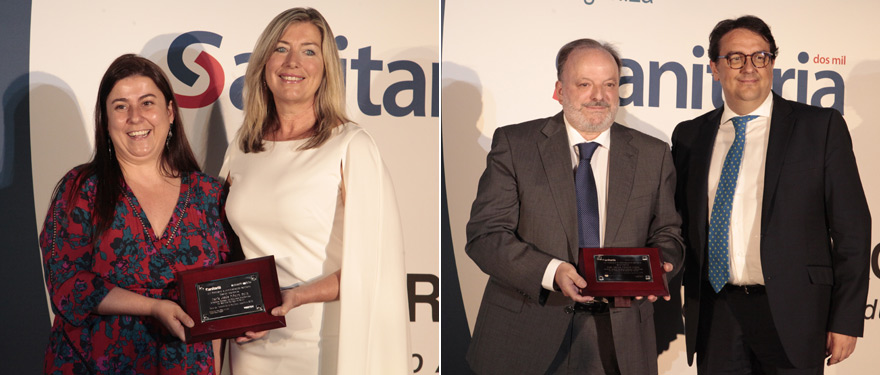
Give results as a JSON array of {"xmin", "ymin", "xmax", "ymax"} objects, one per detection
[
  {"xmin": 554, "ymin": 262, "xmax": 594, "ymax": 304},
  {"xmin": 177, "ymin": 255, "xmax": 286, "ymax": 344},
  {"xmin": 577, "ymin": 247, "xmax": 669, "ymax": 299}
]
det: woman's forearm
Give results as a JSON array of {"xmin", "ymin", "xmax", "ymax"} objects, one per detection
[
  {"xmin": 94, "ymin": 286, "xmax": 158, "ymax": 316},
  {"xmin": 297, "ymin": 269, "xmax": 341, "ymax": 305},
  {"xmin": 95, "ymin": 287, "xmax": 194, "ymax": 341},
  {"xmin": 272, "ymin": 270, "xmax": 341, "ymax": 317}
]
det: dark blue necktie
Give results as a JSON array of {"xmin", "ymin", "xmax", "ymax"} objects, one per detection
[
  {"xmin": 576, "ymin": 142, "xmax": 600, "ymax": 248},
  {"xmin": 707, "ymin": 115, "xmax": 758, "ymax": 293}
]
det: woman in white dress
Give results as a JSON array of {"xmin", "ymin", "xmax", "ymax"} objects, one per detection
[{"xmin": 219, "ymin": 8, "xmax": 410, "ymax": 374}]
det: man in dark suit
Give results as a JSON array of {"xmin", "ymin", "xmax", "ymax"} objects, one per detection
[
  {"xmin": 672, "ymin": 15, "xmax": 871, "ymax": 374},
  {"xmin": 465, "ymin": 38, "xmax": 684, "ymax": 375}
]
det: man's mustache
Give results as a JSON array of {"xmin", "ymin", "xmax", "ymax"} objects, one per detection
[{"xmin": 581, "ymin": 101, "xmax": 611, "ymax": 108}]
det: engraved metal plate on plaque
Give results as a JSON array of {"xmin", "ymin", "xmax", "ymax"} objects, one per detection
[
  {"xmin": 195, "ymin": 272, "xmax": 265, "ymax": 323},
  {"xmin": 594, "ymin": 254, "xmax": 653, "ymax": 282}
]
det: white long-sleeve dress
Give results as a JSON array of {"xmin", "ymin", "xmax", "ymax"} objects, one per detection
[{"xmin": 220, "ymin": 123, "xmax": 410, "ymax": 374}]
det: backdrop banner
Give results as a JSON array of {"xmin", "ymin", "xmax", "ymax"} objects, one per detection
[
  {"xmin": 443, "ymin": 1, "xmax": 880, "ymax": 374},
  {"xmin": 14, "ymin": 1, "xmax": 438, "ymax": 373}
]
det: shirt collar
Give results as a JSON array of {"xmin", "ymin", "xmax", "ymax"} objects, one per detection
[{"xmin": 720, "ymin": 91, "xmax": 774, "ymax": 126}]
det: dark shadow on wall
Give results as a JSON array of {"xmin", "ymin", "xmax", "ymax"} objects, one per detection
[
  {"xmin": 615, "ymin": 107, "xmax": 685, "ymax": 356},
  {"xmin": 1, "ymin": 2, "xmax": 51, "ymax": 373},
  {"xmin": 440, "ymin": 148, "xmax": 476, "ymax": 375},
  {"xmin": 28, "ymin": 73, "xmax": 93, "ymax": 220},
  {"xmin": 202, "ymin": 104, "xmax": 228, "ymax": 178},
  {"xmin": 23, "ymin": 73, "xmax": 92, "ymax": 374},
  {"xmin": 653, "ymin": 273, "xmax": 685, "ymax": 355},
  {"xmin": 439, "ymin": 3, "xmax": 487, "ymax": 359},
  {"xmin": 439, "ymin": 62, "xmax": 488, "ymax": 374},
  {"xmin": 440, "ymin": 2, "xmax": 472, "ymax": 370},
  {"xmin": 9, "ymin": 74, "xmax": 91, "ymax": 375},
  {"xmin": 0, "ymin": 73, "xmax": 51, "ymax": 374}
]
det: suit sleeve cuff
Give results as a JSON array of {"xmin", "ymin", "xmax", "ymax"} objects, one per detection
[{"xmin": 542, "ymin": 258, "xmax": 565, "ymax": 291}]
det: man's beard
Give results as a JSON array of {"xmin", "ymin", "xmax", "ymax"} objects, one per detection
[{"xmin": 562, "ymin": 98, "xmax": 616, "ymax": 134}]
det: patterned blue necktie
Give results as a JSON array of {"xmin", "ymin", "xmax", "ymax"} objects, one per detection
[
  {"xmin": 576, "ymin": 142, "xmax": 600, "ymax": 248},
  {"xmin": 708, "ymin": 115, "xmax": 758, "ymax": 293}
]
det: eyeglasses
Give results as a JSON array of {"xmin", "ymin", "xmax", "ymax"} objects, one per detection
[{"xmin": 717, "ymin": 51, "xmax": 775, "ymax": 69}]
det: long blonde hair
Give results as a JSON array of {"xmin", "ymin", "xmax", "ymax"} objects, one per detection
[{"xmin": 238, "ymin": 7, "xmax": 349, "ymax": 152}]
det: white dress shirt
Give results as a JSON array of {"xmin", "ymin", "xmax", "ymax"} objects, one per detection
[
  {"xmin": 707, "ymin": 93, "xmax": 773, "ymax": 286},
  {"xmin": 541, "ymin": 118, "xmax": 611, "ymax": 291}
]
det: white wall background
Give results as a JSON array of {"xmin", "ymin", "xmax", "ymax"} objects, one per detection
[
  {"xmin": 443, "ymin": 1, "xmax": 880, "ymax": 373},
  {"xmin": 29, "ymin": 1, "xmax": 439, "ymax": 373}
]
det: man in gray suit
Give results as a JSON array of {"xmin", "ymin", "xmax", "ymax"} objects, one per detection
[{"xmin": 465, "ymin": 39, "xmax": 684, "ymax": 375}]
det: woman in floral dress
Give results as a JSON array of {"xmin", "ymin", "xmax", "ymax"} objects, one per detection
[{"xmin": 40, "ymin": 54, "xmax": 228, "ymax": 374}]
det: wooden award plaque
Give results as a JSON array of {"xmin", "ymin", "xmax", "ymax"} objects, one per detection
[
  {"xmin": 577, "ymin": 247, "xmax": 669, "ymax": 297},
  {"xmin": 177, "ymin": 255, "xmax": 286, "ymax": 343}
]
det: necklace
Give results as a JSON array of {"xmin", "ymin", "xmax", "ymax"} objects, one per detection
[{"xmin": 124, "ymin": 178, "xmax": 192, "ymax": 274}]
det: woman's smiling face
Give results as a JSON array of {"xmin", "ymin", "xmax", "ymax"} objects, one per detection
[
  {"xmin": 106, "ymin": 75, "xmax": 174, "ymax": 165},
  {"xmin": 264, "ymin": 22, "xmax": 325, "ymax": 109}
]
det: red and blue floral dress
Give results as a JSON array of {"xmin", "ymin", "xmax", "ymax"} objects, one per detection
[{"xmin": 40, "ymin": 168, "xmax": 229, "ymax": 374}]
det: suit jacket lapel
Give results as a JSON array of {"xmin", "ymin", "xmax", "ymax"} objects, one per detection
[
  {"xmin": 538, "ymin": 112, "xmax": 578, "ymax": 261},
  {"xmin": 761, "ymin": 94, "xmax": 795, "ymax": 232},
  {"xmin": 605, "ymin": 123, "xmax": 636, "ymax": 245}
]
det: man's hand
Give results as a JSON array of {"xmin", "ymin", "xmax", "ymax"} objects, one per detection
[
  {"xmin": 634, "ymin": 262, "xmax": 674, "ymax": 302},
  {"xmin": 554, "ymin": 262, "xmax": 593, "ymax": 303},
  {"xmin": 826, "ymin": 332, "xmax": 857, "ymax": 365}
]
